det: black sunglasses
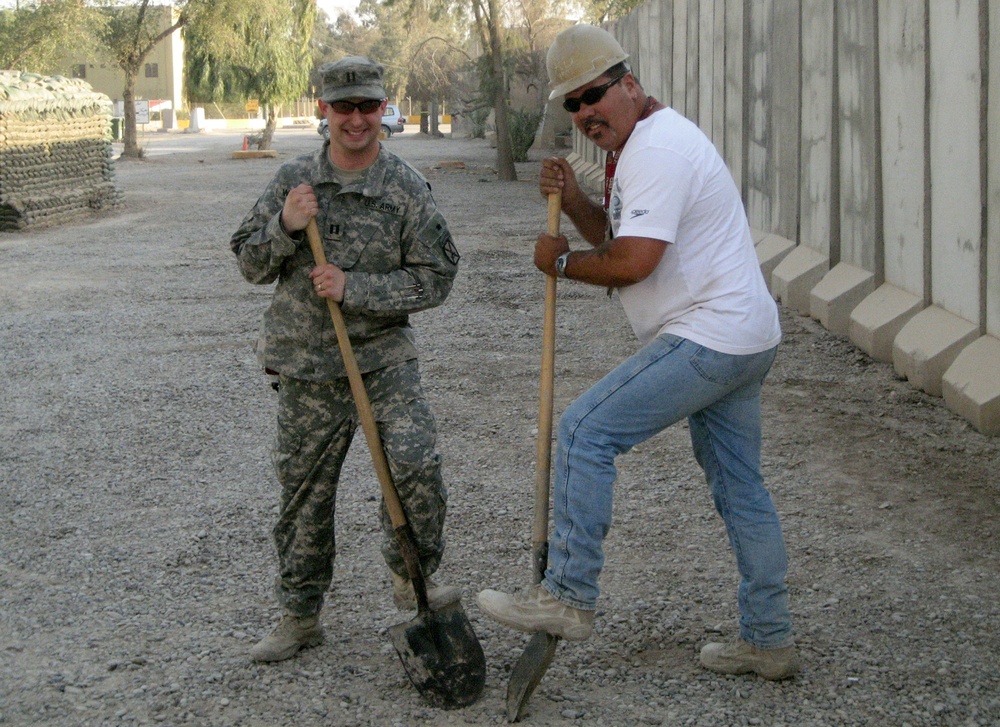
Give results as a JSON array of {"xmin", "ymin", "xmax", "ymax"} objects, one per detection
[
  {"xmin": 328, "ymin": 98, "xmax": 384, "ymax": 115},
  {"xmin": 562, "ymin": 74, "xmax": 626, "ymax": 113}
]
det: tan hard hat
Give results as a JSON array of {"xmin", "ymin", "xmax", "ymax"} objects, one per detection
[{"xmin": 546, "ymin": 24, "xmax": 629, "ymax": 100}]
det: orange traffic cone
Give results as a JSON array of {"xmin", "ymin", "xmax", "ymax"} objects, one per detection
[{"xmin": 242, "ymin": 136, "xmax": 249, "ymax": 151}]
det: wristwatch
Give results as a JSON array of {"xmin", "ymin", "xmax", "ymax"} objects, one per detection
[{"xmin": 555, "ymin": 252, "xmax": 570, "ymax": 279}]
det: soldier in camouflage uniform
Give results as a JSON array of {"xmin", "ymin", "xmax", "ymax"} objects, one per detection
[{"xmin": 230, "ymin": 56, "xmax": 462, "ymax": 663}]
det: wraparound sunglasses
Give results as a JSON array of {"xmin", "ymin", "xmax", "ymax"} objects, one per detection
[
  {"xmin": 562, "ymin": 74, "xmax": 626, "ymax": 113},
  {"xmin": 329, "ymin": 99, "xmax": 384, "ymax": 115}
]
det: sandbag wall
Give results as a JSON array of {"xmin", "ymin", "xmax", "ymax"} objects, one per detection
[{"xmin": 0, "ymin": 71, "xmax": 121, "ymax": 232}]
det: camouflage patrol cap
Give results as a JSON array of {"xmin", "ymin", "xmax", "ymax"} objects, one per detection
[{"xmin": 319, "ymin": 56, "xmax": 387, "ymax": 102}]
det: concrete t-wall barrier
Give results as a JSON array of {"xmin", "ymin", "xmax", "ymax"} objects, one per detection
[{"xmin": 557, "ymin": 1, "xmax": 1000, "ymax": 435}]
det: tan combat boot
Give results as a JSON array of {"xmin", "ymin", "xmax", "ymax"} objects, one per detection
[
  {"xmin": 699, "ymin": 638, "xmax": 800, "ymax": 680},
  {"xmin": 389, "ymin": 570, "xmax": 461, "ymax": 611},
  {"xmin": 477, "ymin": 584, "xmax": 594, "ymax": 641},
  {"xmin": 250, "ymin": 613, "xmax": 324, "ymax": 663}
]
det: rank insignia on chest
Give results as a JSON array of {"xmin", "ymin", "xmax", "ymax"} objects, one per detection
[{"xmin": 326, "ymin": 222, "xmax": 343, "ymax": 240}]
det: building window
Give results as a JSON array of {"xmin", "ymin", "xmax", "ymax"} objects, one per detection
[
  {"xmin": 72, "ymin": 64, "xmax": 86, "ymax": 79},
  {"xmin": 144, "ymin": 63, "xmax": 159, "ymax": 78}
]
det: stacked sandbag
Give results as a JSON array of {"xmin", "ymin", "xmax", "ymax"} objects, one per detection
[{"xmin": 0, "ymin": 71, "xmax": 122, "ymax": 231}]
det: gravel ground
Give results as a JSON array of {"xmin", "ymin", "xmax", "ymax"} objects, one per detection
[{"xmin": 1, "ymin": 126, "xmax": 999, "ymax": 727}]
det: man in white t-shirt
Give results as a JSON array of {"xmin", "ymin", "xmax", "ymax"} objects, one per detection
[{"xmin": 479, "ymin": 24, "xmax": 799, "ymax": 681}]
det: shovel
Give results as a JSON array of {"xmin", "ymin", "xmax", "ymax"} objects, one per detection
[
  {"xmin": 505, "ymin": 192, "xmax": 562, "ymax": 722},
  {"xmin": 305, "ymin": 219, "xmax": 486, "ymax": 709}
]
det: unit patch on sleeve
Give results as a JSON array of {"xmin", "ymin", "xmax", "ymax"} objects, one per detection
[{"xmin": 442, "ymin": 232, "xmax": 460, "ymax": 265}]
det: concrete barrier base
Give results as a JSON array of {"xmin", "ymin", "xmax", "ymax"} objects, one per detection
[
  {"xmin": 566, "ymin": 152, "xmax": 604, "ymax": 194},
  {"xmin": 849, "ymin": 284, "xmax": 923, "ymax": 363},
  {"xmin": 810, "ymin": 262, "xmax": 876, "ymax": 336},
  {"xmin": 771, "ymin": 245, "xmax": 828, "ymax": 316},
  {"xmin": 754, "ymin": 233, "xmax": 796, "ymax": 297},
  {"xmin": 942, "ymin": 335, "xmax": 1000, "ymax": 435},
  {"xmin": 892, "ymin": 306, "xmax": 979, "ymax": 397}
]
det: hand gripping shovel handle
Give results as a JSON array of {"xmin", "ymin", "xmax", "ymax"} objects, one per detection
[{"xmin": 305, "ymin": 219, "xmax": 429, "ymax": 610}]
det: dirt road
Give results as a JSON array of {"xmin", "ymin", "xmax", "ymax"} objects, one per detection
[{"xmin": 1, "ymin": 127, "xmax": 998, "ymax": 726}]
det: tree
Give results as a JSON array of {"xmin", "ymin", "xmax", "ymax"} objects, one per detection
[
  {"xmin": 371, "ymin": 0, "xmax": 523, "ymax": 179},
  {"xmin": 0, "ymin": 0, "xmax": 97, "ymax": 73},
  {"xmin": 471, "ymin": 0, "xmax": 516, "ymax": 179},
  {"xmin": 0, "ymin": 0, "xmax": 206, "ymax": 158},
  {"xmin": 92, "ymin": 0, "xmax": 201, "ymax": 159},
  {"xmin": 407, "ymin": 32, "xmax": 469, "ymax": 136},
  {"xmin": 582, "ymin": 0, "xmax": 644, "ymax": 26},
  {"xmin": 324, "ymin": 0, "xmax": 567, "ymax": 180},
  {"xmin": 353, "ymin": 0, "xmax": 410, "ymax": 100},
  {"xmin": 184, "ymin": 0, "xmax": 314, "ymax": 150},
  {"xmin": 350, "ymin": 0, "xmax": 466, "ymax": 133},
  {"xmin": 308, "ymin": 7, "xmax": 367, "ymax": 96},
  {"xmin": 438, "ymin": 0, "xmax": 567, "ymax": 180}
]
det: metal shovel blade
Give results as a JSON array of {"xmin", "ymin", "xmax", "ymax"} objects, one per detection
[
  {"xmin": 389, "ymin": 599, "xmax": 487, "ymax": 709},
  {"xmin": 506, "ymin": 631, "xmax": 560, "ymax": 722}
]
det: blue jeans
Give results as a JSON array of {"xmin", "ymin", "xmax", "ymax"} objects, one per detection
[{"xmin": 543, "ymin": 334, "xmax": 793, "ymax": 648}]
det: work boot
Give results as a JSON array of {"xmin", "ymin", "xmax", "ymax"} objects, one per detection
[
  {"xmin": 389, "ymin": 570, "xmax": 461, "ymax": 611},
  {"xmin": 477, "ymin": 584, "xmax": 594, "ymax": 641},
  {"xmin": 250, "ymin": 613, "xmax": 324, "ymax": 663},
  {"xmin": 699, "ymin": 638, "xmax": 800, "ymax": 680}
]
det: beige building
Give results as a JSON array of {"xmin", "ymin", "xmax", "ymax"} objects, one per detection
[{"xmin": 60, "ymin": 4, "xmax": 184, "ymax": 117}]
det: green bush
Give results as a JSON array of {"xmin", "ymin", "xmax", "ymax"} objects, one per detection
[
  {"xmin": 466, "ymin": 107, "xmax": 490, "ymax": 139},
  {"xmin": 508, "ymin": 108, "xmax": 543, "ymax": 162}
]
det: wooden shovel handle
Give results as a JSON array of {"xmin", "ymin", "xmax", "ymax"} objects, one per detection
[
  {"xmin": 531, "ymin": 192, "xmax": 560, "ymax": 583},
  {"xmin": 305, "ymin": 219, "xmax": 408, "ymax": 532}
]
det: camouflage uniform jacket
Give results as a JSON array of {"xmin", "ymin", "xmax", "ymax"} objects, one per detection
[{"xmin": 230, "ymin": 145, "xmax": 459, "ymax": 381}]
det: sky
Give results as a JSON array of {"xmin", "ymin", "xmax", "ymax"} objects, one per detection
[{"xmin": 317, "ymin": 0, "xmax": 360, "ymax": 20}]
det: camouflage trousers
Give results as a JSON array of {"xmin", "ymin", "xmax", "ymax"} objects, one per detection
[{"xmin": 270, "ymin": 360, "xmax": 447, "ymax": 617}]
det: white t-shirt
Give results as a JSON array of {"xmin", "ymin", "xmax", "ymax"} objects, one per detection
[{"xmin": 610, "ymin": 107, "xmax": 781, "ymax": 355}]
